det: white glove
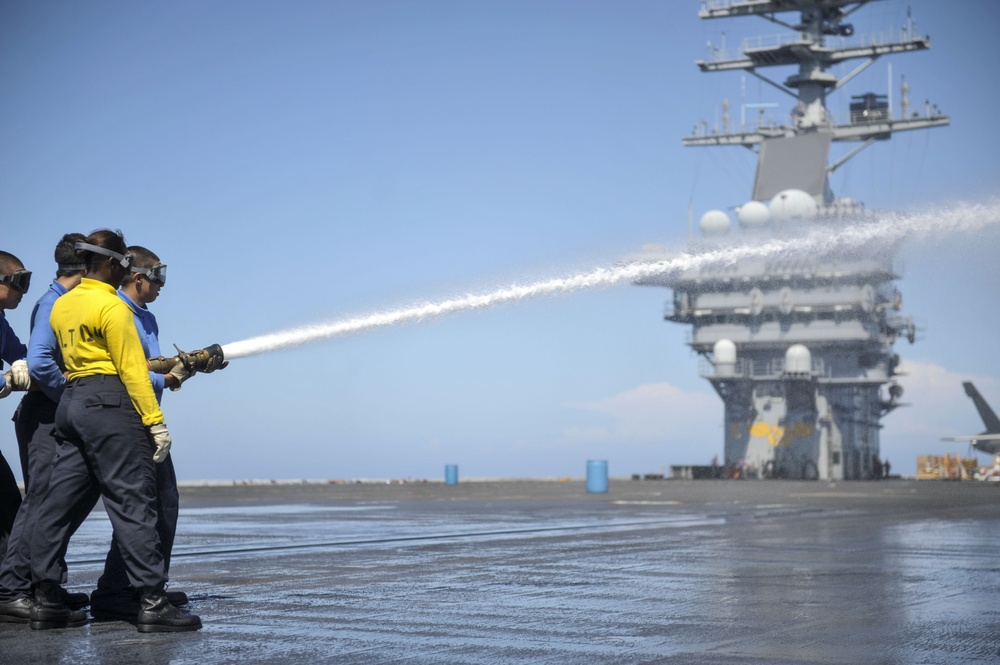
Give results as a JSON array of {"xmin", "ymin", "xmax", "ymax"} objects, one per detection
[
  {"xmin": 0, "ymin": 375, "xmax": 10, "ymax": 399},
  {"xmin": 168, "ymin": 361, "xmax": 192, "ymax": 392},
  {"xmin": 9, "ymin": 359, "xmax": 31, "ymax": 391},
  {"xmin": 148, "ymin": 423, "xmax": 172, "ymax": 463}
]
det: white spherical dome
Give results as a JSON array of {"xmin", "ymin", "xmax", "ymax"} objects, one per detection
[
  {"xmin": 714, "ymin": 339, "xmax": 737, "ymax": 364},
  {"xmin": 785, "ymin": 344, "xmax": 812, "ymax": 374},
  {"xmin": 737, "ymin": 200, "xmax": 771, "ymax": 228},
  {"xmin": 768, "ymin": 189, "xmax": 818, "ymax": 222},
  {"xmin": 699, "ymin": 209, "xmax": 731, "ymax": 236},
  {"xmin": 714, "ymin": 339, "xmax": 737, "ymax": 377}
]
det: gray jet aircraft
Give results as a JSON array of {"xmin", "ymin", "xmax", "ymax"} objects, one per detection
[{"xmin": 942, "ymin": 382, "xmax": 1000, "ymax": 455}]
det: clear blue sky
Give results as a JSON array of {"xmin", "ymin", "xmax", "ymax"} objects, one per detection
[{"xmin": 2, "ymin": 0, "xmax": 997, "ymax": 481}]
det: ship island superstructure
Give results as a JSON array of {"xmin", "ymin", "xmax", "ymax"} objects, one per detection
[{"xmin": 639, "ymin": 0, "xmax": 949, "ymax": 480}]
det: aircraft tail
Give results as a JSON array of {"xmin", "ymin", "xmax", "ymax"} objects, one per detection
[{"xmin": 963, "ymin": 382, "xmax": 1000, "ymax": 434}]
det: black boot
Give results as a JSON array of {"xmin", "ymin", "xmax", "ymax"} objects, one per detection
[
  {"xmin": 63, "ymin": 590, "xmax": 91, "ymax": 610},
  {"xmin": 166, "ymin": 589, "xmax": 189, "ymax": 606},
  {"xmin": 133, "ymin": 585, "xmax": 189, "ymax": 607},
  {"xmin": 137, "ymin": 586, "xmax": 201, "ymax": 633},
  {"xmin": 0, "ymin": 595, "xmax": 35, "ymax": 624},
  {"xmin": 90, "ymin": 587, "xmax": 139, "ymax": 622},
  {"xmin": 29, "ymin": 583, "xmax": 89, "ymax": 630}
]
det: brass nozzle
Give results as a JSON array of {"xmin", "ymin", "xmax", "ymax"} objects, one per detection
[
  {"xmin": 180, "ymin": 344, "xmax": 228, "ymax": 373},
  {"xmin": 147, "ymin": 343, "xmax": 227, "ymax": 375}
]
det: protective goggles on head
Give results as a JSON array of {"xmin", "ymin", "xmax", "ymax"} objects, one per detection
[
  {"xmin": 131, "ymin": 263, "xmax": 167, "ymax": 287},
  {"xmin": 75, "ymin": 242, "xmax": 133, "ymax": 270},
  {"xmin": 0, "ymin": 269, "xmax": 31, "ymax": 294}
]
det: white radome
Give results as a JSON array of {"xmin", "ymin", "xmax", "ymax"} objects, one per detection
[
  {"xmin": 700, "ymin": 209, "xmax": 731, "ymax": 236},
  {"xmin": 737, "ymin": 200, "xmax": 771, "ymax": 228},
  {"xmin": 714, "ymin": 338, "xmax": 737, "ymax": 364},
  {"xmin": 785, "ymin": 344, "xmax": 812, "ymax": 373},
  {"xmin": 768, "ymin": 189, "xmax": 818, "ymax": 222},
  {"xmin": 714, "ymin": 338, "xmax": 737, "ymax": 377}
]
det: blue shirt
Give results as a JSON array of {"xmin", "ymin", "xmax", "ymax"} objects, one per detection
[
  {"xmin": 26, "ymin": 280, "xmax": 70, "ymax": 403},
  {"xmin": 0, "ymin": 310, "xmax": 28, "ymax": 391},
  {"xmin": 118, "ymin": 289, "xmax": 164, "ymax": 404}
]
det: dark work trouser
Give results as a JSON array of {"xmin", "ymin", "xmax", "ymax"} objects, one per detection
[
  {"xmin": 96, "ymin": 453, "xmax": 178, "ymax": 598},
  {"xmin": 0, "ymin": 393, "xmax": 97, "ymax": 600},
  {"xmin": 0, "ymin": 449, "xmax": 21, "ymax": 563},
  {"xmin": 30, "ymin": 375, "xmax": 165, "ymax": 591}
]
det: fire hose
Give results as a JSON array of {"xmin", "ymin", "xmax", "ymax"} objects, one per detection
[{"xmin": 1, "ymin": 343, "xmax": 227, "ymax": 393}]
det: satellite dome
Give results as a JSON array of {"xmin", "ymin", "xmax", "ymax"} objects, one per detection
[
  {"xmin": 714, "ymin": 339, "xmax": 737, "ymax": 377},
  {"xmin": 737, "ymin": 200, "xmax": 771, "ymax": 228},
  {"xmin": 768, "ymin": 189, "xmax": 818, "ymax": 222},
  {"xmin": 699, "ymin": 209, "xmax": 731, "ymax": 236},
  {"xmin": 785, "ymin": 344, "xmax": 812, "ymax": 374},
  {"xmin": 714, "ymin": 339, "xmax": 737, "ymax": 363}
]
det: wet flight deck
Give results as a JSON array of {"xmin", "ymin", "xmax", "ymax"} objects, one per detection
[{"xmin": 1, "ymin": 479, "xmax": 997, "ymax": 664}]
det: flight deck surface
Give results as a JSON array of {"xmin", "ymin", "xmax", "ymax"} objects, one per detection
[{"xmin": 1, "ymin": 479, "xmax": 997, "ymax": 664}]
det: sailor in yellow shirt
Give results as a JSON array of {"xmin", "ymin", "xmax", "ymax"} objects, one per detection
[
  {"xmin": 27, "ymin": 229, "xmax": 200, "ymax": 634},
  {"xmin": 53, "ymin": 276, "xmax": 163, "ymax": 427}
]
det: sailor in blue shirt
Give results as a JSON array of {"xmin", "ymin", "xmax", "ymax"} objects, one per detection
[
  {"xmin": 0, "ymin": 235, "xmax": 91, "ymax": 622},
  {"xmin": 91, "ymin": 245, "xmax": 192, "ymax": 620},
  {"xmin": 0, "ymin": 250, "xmax": 32, "ymax": 565}
]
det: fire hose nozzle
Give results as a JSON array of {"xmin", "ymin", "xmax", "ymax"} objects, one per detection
[{"xmin": 147, "ymin": 343, "xmax": 228, "ymax": 374}]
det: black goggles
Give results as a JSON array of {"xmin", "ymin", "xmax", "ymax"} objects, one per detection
[
  {"xmin": 0, "ymin": 269, "xmax": 31, "ymax": 294},
  {"xmin": 75, "ymin": 242, "xmax": 133, "ymax": 270},
  {"xmin": 131, "ymin": 263, "xmax": 167, "ymax": 287}
]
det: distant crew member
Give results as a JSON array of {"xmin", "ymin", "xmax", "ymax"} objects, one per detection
[{"xmin": 27, "ymin": 230, "xmax": 201, "ymax": 632}]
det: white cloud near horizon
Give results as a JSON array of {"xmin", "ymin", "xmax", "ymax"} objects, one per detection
[
  {"xmin": 888, "ymin": 359, "xmax": 999, "ymax": 437},
  {"xmin": 562, "ymin": 382, "xmax": 720, "ymax": 445}
]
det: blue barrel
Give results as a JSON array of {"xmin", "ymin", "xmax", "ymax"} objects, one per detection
[
  {"xmin": 445, "ymin": 464, "xmax": 459, "ymax": 485},
  {"xmin": 586, "ymin": 460, "xmax": 608, "ymax": 493}
]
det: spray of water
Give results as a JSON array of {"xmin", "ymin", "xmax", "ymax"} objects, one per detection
[{"xmin": 222, "ymin": 200, "xmax": 1000, "ymax": 360}]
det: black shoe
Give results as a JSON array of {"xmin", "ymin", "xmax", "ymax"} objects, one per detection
[
  {"xmin": 136, "ymin": 589, "xmax": 201, "ymax": 633},
  {"xmin": 64, "ymin": 590, "xmax": 90, "ymax": 610},
  {"xmin": 91, "ymin": 586, "xmax": 139, "ymax": 621},
  {"xmin": 29, "ymin": 605, "xmax": 89, "ymax": 630},
  {"xmin": 0, "ymin": 596, "xmax": 35, "ymax": 624},
  {"xmin": 91, "ymin": 598, "xmax": 140, "ymax": 622},
  {"xmin": 166, "ymin": 590, "xmax": 189, "ymax": 606},
  {"xmin": 29, "ymin": 583, "xmax": 89, "ymax": 630},
  {"xmin": 92, "ymin": 587, "xmax": 187, "ymax": 619}
]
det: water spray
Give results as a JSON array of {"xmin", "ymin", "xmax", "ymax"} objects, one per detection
[
  {"xmin": 0, "ymin": 202, "xmax": 996, "ymax": 383},
  {"xmin": 218, "ymin": 200, "xmax": 1000, "ymax": 362}
]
